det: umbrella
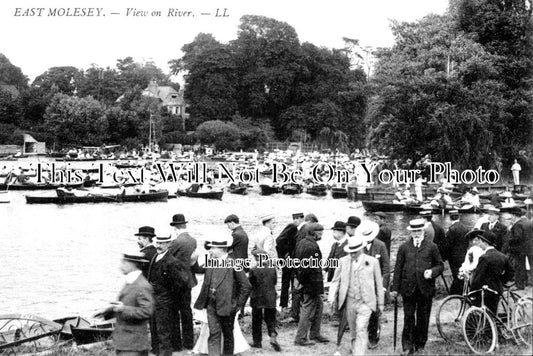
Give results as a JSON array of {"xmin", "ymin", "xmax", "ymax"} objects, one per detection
[{"xmin": 337, "ymin": 305, "xmax": 348, "ymax": 346}]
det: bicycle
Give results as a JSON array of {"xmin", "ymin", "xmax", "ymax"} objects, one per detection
[
  {"xmin": 461, "ymin": 285, "xmax": 532, "ymax": 354},
  {"xmin": 436, "ymin": 275, "xmax": 472, "ymax": 342}
]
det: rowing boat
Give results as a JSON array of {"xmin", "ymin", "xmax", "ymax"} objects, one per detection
[
  {"xmin": 0, "ymin": 314, "xmax": 63, "ymax": 354},
  {"xmin": 259, "ymin": 184, "xmax": 281, "ymax": 195},
  {"xmin": 331, "ymin": 187, "xmax": 348, "ymax": 199},
  {"xmin": 0, "ymin": 182, "xmax": 83, "ymax": 190},
  {"xmin": 176, "ymin": 190, "xmax": 224, "ymax": 200},
  {"xmin": 71, "ymin": 322, "xmax": 114, "ymax": 345},
  {"xmin": 25, "ymin": 190, "xmax": 169, "ymax": 204},
  {"xmin": 281, "ymin": 183, "xmax": 302, "ymax": 195},
  {"xmin": 306, "ymin": 185, "xmax": 327, "ymax": 196},
  {"xmin": 362, "ymin": 200, "xmax": 406, "ymax": 212}
]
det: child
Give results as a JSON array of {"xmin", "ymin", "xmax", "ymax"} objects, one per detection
[{"xmin": 249, "ymin": 248, "xmax": 281, "ymax": 352}]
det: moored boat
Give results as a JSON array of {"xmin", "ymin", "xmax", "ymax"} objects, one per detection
[
  {"xmin": 0, "ymin": 182, "xmax": 84, "ymax": 190},
  {"xmin": 25, "ymin": 190, "xmax": 169, "ymax": 204},
  {"xmin": 259, "ymin": 184, "xmax": 281, "ymax": 196},
  {"xmin": 176, "ymin": 189, "xmax": 224, "ymax": 200},
  {"xmin": 306, "ymin": 185, "xmax": 327, "ymax": 196},
  {"xmin": 362, "ymin": 200, "xmax": 406, "ymax": 213},
  {"xmin": 71, "ymin": 322, "xmax": 114, "ymax": 345},
  {"xmin": 404, "ymin": 204, "xmax": 479, "ymax": 215},
  {"xmin": 281, "ymin": 183, "xmax": 302, "ymax": 195},
  {"xmin": 229, "ymin": 185, "xmax": 247, "ymax": 195},
  {"xmin": 0, "ymin": 314, "xmax": 63, "ymax": 354},
  {"xmin": 331, "ymin": 187, "xmax": 348, "ymax": 199}
]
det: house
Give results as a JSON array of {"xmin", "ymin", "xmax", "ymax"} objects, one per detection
[
  {"xmin": 141, "ymin": 80, "xmax": 188, "ymax": 118},
  {"xmin": 22, "ymin": 134, "xmax": 46, "ymax": 155}
]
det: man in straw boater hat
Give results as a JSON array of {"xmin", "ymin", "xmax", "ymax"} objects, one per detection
[
  {"xmin": 391, "ymin": 219, "xmax": 444, "ymax": 355},
  {"xmin": 276, "ymin": 212, "xmax": 304, "ymax": 312},
  {"xmin": 148, "ymin": 235, "xmax": 188, "ymax": 356},
  {"xmin": 440, "ymin": 210, "xmax": 470, "ymax": 295},
  {"xmin": 479, "ymin": 205, "xmax": 508, "ymax": 252},
  {"xmin": 194, "ymin": 233, "xmax": 251, "ymax": 356},
  {"xmin": 168, "ymin": 214, "xmax": 197, "ymax": 350},
  {"xmin": 134, "ymin": 226, "xmax": 157, "ymax": 278},
  {"xmin": 358, "ymin": 220, "xmax": 390, "ymax": 349},
  {"xmin": 95, "ymin": 251, "xmax": 154, "ymax": 356},
  {"xmin": 328, "ymin": 226, "xmax": 384, "ymax": 355},
  {"xmin": 470, "ymin": 228, "xmax": 514, "ymax": 314},
  {"xmin": 253, "ymin": 214, "xmax": 277, "ymax": 260}
]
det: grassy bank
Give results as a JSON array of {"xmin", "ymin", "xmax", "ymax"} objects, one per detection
[{"xmin": 54, "ymin": 287, "xmax": 532, "ymax": 356}]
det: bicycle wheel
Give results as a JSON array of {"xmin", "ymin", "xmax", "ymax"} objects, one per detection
[
  {"xmin": 513, "ymin": 297, "xmax": 532, "ymax": 347},
  {"xmin": 436, "ymin": 295, "xmax": 471, "ymax": 342},
  {"xmin": 462, "ymin": 306, "xmax": 497, "ymax": 354}
]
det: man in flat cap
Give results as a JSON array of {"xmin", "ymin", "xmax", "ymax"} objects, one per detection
[
  {"xmin": 168, "ymin": 214, "xmax": 197, "ymax": 351},
  {"xmin": 276, "ymin": 213, "xmax": 305, "ymax": 312},
  {"xmin": 96, "ymin": 252, "xmax": 154, "ymax": 356},
  {"xmin": 224, "ymin": 214, "xmax": 249, "ymax": 261},
  {"xmin": 373, "ymin": 212, "xmax": 392, "ymax": 256}
]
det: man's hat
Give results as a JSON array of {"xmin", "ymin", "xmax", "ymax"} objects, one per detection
[
  {"xmin": 469, "ymin": 229, "xmax": 495, "ymax": 246},
  {"xmin": 465, "ymin": 229, "xmax": 484, "ymax": 241},
  {"xmin": 261, "ymin": 214, "xmax": 275, "ymax": 223},
  {"xmin": 331, "ymin": 221, "xmax": 347, "ymax": 231},
  {"xmin": 420, "ymin": 210, "xmax": 433, "ymax": 217},
  {"xmin": 500, "ymin": 191, "xmax": 513, "ymax": 198},
  {"xmin": 312, "ymin": 223, "xmax": 324, "ymax": 232},
  {"xmin": 354, "ymin": 220, "xmax": 380, "ymax": 242},
  {"xmin": 484, "ymin": 205, "xmax": 500, "ymax": 214},
  {"xmin": 374, "ymin": 212, "xmax": 387, "ymax": 219},
  {"xmin": 154, "ymin": 235, "xmax": 172, "ymax": 243},
  {"xmin": 206, "ymin": 234, "xmax": 232, "ymax": 248},
  {"xmin": 292, "ymin": 212, "xmax": 304, "ymax": 219},
  {"xmin": 134, "ymin": 226, "xmax": 156, "ymax": 237},
  {"xmin": 344, "ymin": 234, "xmax": 368, "ymax": 253},
  {"xmin": 449, "ymin": 210, "xmax": 459, "ymax": 217},
  {"xmin": 346, "ymin": 216, "xmax": 361, "ymax": 228},
  {"xmin": 170, "ymin": 214, "xmax": 188, "ymax": 226},
  {"xmin": 407, "ymin": 218, "xmax": 426, "ymax": 231},
  {"xmin": 304, "ymin": 213, "xmax": 318, "ymax": 223},
  {"xmin": 122, "ymin": 251, "xmax": 149, "ymax": 264},
  {"xmin": 224, "ymin": 214, "xmax": 239, "ymax": 223}
]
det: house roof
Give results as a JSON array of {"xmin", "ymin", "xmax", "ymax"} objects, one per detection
[
  {"xmin": 0, "ymin": 82, "xmax": 19, "ymax": 98},
  {"xmin": 142, "ymin": 82, "xmax": 185, "ymax": 106}
]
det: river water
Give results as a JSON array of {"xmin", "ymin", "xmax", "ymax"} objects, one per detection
[{"xmin": 0, "ymin": 158, "xmax": 516, "ymax": 321}]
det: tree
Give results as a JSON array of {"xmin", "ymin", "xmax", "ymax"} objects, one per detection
[
  {"xmin": 77, "ymin": 65, "xmax": 123, "ymax": 104},
  {"xmin": 0, "ymin": 53, "xmax": 28, "ymax": 89},
  {"xmin": 44, "ymin": 93, "xmax": 108, "ymax": 147},
  {"xmin": 367, "ymin": 14, "xmax": 511, "ymax": 168},
  {"xmin": 32, "ymin": 66, "xmax": 83, "ymax": 94},
  {"xmin": 195, "ymin": 120, "xmax": 242, "ymax": 151}
]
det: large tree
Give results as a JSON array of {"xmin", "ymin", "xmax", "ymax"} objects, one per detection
[{"xmin": 0, "ymin": 53, "xmax": 28, "ymax": 89}]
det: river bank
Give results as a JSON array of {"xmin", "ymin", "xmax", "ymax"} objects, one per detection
[{"xmin": 54, "ymin": 286, "xmax": 532, "ymax": 356}]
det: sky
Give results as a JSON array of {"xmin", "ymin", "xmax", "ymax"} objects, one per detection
[{"xmin": 0, "ymin": 0, "xmax": 449, "ymax": 82}]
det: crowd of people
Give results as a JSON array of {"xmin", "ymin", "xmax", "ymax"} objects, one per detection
[{"xmin": 96, "ymin": 203, "xmax": 532, "ymax": 356}]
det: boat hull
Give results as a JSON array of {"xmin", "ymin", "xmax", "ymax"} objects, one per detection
[
  {"xmin": 259, "ymin": 185, "xmax": 281, "ymax": 196},
  {"xmin": 176, "ymin": 190, "xmax": 223, "ymax": 200},
  {"xmin": 362, "ymin": 201, "xmax": 406, "ymax": 212},
  {"xmin": 25, "ymin": 190, "xmax": 169, "ymax": 204}
]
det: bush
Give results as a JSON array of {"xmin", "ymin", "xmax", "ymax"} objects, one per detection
[{"xmin": 195, "ymin": 120, "xmax": 242, "ymax": 151}]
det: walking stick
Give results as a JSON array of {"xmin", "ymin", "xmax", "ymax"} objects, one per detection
[
  {"xmin": 441, "ymin": 274, "xmax": 450, "ymax": 295},
  {"xmin": 393, "ymin": 297, "xmax": 398, "ymax": 352}
]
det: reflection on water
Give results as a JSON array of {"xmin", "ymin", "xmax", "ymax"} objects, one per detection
[{"xmin": 1, "ymin": 160, "xmax": 516, "ymax": 320}]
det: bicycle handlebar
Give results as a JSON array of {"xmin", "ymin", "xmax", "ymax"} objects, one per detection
[{"xmin": 467, "ymin": 285, "xmax": 499, "ymax": 296}]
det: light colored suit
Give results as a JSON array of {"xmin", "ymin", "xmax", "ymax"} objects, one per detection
[{"xmin": 328, "ymin": 254, "xmax": 384, "ymax": 312}]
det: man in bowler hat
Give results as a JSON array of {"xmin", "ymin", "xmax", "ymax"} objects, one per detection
[
  {"xmin": 224, "ymin": 214, "xmax": 249, "ymax": 261},
  {"xmin": 194, "ymin": 233, "xmax": 251, "ymax": 356},
  {"xmin": 325, "ymin": 221, "xmax": 348, "ymax": 282},
  {"xmin": 96, "ymin": 252, "xmax": 154, "ymax": 356},
  {"xmin": 135, "ymin": 226, "xmax": 157, "ymax": 278},
  {"xmin": 168, "ymin": 214, "xmax": 197, "ymax": 350},
  {"xmin": 391, "ymin": 219, "xmax": 444, "ymax": 354}
]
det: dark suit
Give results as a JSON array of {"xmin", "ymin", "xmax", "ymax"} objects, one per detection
[
  {"xmin": 376, "ymin": 222, "xmax": 392, "ymax": 255},
  {"xmin": 111, "ymin": 273, "xmax": 154, "ymax": 354},
  {"xmin": 294, "ymin": 235, "xmax": 324, "ymax": 342},
  {"xmin": 230, "ymin": 225, "xmax": 249, "ymax": 260},
  {"xmin": 276, "ymin": 223, "xmax": 298, "ymax": 308},
  {"xmin": 140, "ymin": 245, "xmax": 157, "ymax": 278},
  {"xmin": 249, "ymin": 264, "xmax": 277, "ymax": 344},
  {"xmin": 509, "ymin": 217, "xmax": 532, "ymax": 288},
  {"xmin": 364, "ymin": 238, "xmax": 390, "ymax": 346},
  {"xmin": 443, "ymin": 220, "xmax": 470, "ymax": 295},
  {"xmin": 471, "ymin": 248, "xmax": 514, "ymax": 314},
  {"xmin": 194, "ymin": 255, "xmax": 251, "ymax": 356},
  {"xmin": 431, "ymin": 221, "xmax": 446, "ymax": 255},
  {"xmin": 148, "ymin": 252, "xmax": 187, "ymax": 356},
  {"xmin": 392, "ymin": 238, "xmax": 444, "ymax": 353},
  {"xmin": 325, "ymin": 238, "xmax": 348, "ymax": 282},
  {"xmin": 481, "ymin": 221, "xmax": 508, "ymax": 253},
  {"xmin": 169, "ymin": 232, "xmax": 197, "ymax": 350}
]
